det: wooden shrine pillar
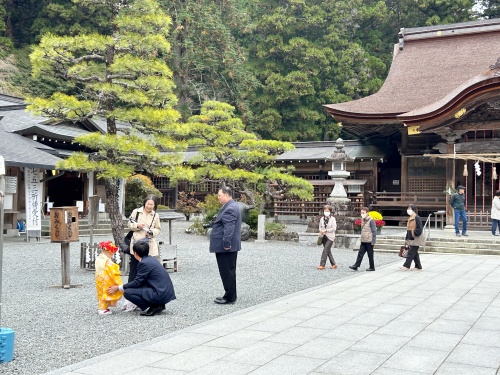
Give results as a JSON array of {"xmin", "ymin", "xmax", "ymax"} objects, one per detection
[
  {"xmin": 437, "ymin": 128, "xmax": 467, "ymax": 226},
  {"xmin": 445, "ymin": 142, "xmax": 455, "ymax": 226},
  {"xmin": 401, "ymin": 128, "xmax": 408, "ymax": 192}
]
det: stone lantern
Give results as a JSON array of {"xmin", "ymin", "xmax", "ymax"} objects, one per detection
[
  {"xmin": 305, "ymin": 138, "xmax": 358, "ymax": 245},
  {"xmin": 326, "ymin": 138, "xmax": 352, "ymax": 203}
]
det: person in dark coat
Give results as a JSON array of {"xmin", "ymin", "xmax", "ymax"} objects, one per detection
[
  {"xmin": 107, "ymin": 240, "xmax": 176, "ymax": 316},
  {"xmin": 209, "ymin": 186, "xmax": 242, "ymax": 304},
  {"xmin": 400, "ymin": 204, "xmax": 425, "ymax": 271},
  {"xmin": 450, "ymin": 185, "xmax": 468, "ymax": 237}
]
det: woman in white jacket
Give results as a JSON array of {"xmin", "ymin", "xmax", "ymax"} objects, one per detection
[
  {"xmin": 317, "ymin": 205, "xmax": 337, "ymax": 270},
  {"xmin": 491, "ymin": 190, "xmax": 500, "ymax": 236}
]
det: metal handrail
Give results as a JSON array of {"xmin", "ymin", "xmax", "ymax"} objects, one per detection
[{"xmin": 423, "ymin": 213, "xmax": 433, "ymax": 252}]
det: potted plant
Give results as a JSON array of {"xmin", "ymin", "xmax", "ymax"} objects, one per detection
[
  {"xmin": 374, "ymin": 219, "xmax": 386, "ymax": 234},
  {"xmin": 354, "ymin": 217, "xmax": 385, "ymax": 234},
  {"xmin": 354, "ymin": 219, "xmax": 362, "ymax": 233},
  {"xmin": 176, "ymin": 192, "xmax": 201, "ymax": 221},
  {"xmin": 368, "ymin": 211, "xmax": 385, "ymax": 234}
]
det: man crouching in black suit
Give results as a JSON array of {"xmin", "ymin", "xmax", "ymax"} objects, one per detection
[{"xmin": 108, "ymin": 239, "xmax": 176, "ymax": 316}]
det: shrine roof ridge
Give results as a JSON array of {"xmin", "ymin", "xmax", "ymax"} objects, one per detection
[{"xmin": 400, "ymin": 18, "xmax": 500, "ymax": 42}]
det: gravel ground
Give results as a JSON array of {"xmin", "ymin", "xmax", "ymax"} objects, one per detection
[{"xmin": 1, "ymin": 220, "xmax": 400, "ymax": 374}]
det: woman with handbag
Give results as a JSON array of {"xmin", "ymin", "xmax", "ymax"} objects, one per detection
[
  {"xmin": 400, "ymin": 204, "xmax": 424, "ymax": 271},
  {"xmin": 127, "ymin": 195, "xmax": 162, "ymax": 281},
  {"xmin": 317, "ymin": 205, "xmax": 337, "ymax": 270},
  {"xmin": 121, "ymin": 195, "xmax": 162, "ymax": 312}
]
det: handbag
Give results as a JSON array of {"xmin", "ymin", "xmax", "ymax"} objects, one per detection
[
  {"xmin": 399, "ymin": 245, "xmax": 409, "ymax": 258},
  {"xmin": 122, "ymin": 211, "xmax": 140, "ymax": 254},
  {"xmin": 317, "ymin": 235, "xmax": 324, "ymax": 246},
  {"xmin": 317, "ymin": 216, "xmax": 330, "ymax": 246},
  {"xmin": 122, "ymin": 231, "xmax": 134, "ymax": 255}
]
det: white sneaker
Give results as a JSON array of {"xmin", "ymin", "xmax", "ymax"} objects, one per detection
[
  {"xmin": 123, "ymin": 302, "xmax": 138, "ymax": 312},
  {"xmin": 98, "ymin": 309, "xmax": 112, "ymax": 315}
]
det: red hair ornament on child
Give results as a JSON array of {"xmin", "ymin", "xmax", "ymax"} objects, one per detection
[{"xmin": 99, "ymin": 241, "xmax": 119, "ymax": 253}]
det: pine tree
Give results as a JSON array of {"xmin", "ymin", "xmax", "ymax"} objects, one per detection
[
  {"xmin": 28, "ymin": 0, "xmax": 192, "ymax": 245},
  {"xmin": 186, "ymin": 101, "xmax": 313, "ymax": 212}
]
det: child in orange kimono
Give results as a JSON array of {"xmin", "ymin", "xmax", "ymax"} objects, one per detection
[{"xmin": 95, "ymin": 241, "xmax": 123, "ymax": 315}]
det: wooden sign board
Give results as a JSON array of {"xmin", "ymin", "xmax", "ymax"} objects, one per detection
[{"xmin": 50, "ymin": 206, "xmax": 79, "ymax": 242}]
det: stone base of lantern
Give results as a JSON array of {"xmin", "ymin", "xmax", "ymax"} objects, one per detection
[{"xmin": 306, "ymin": 198, "xmax": 359, "ymax": 236}]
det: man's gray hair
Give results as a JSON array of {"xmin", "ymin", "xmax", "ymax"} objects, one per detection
[{"xmin": 219, "ymin": 185, "xmax": 233, "ymax": 197}]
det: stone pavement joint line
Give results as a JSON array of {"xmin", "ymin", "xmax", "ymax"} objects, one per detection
[{"xmin": 45, "ymin": 253, "xmax": 500, "ymax": 375}]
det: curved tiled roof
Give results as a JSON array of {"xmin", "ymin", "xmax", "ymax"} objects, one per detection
[
  {"xmin": 324, "ymin": 19, "xmax": 500, "ymax": 125},
  {"xmin": 0, "ymin": 130, "xmax": 62, "ymax": 169},
  {"xmin": 14, "ymin": 123, "xmax": 90, "ymax": 141}
]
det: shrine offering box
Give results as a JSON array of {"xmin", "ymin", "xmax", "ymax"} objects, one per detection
[{"xmin": 50, "ymin": 206, "xmax": 79, "ymax": 242}]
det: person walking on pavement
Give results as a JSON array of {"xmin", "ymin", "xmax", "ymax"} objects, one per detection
[
  {"xmin": 210, "ymin": 186, "xmax": 242, "ymax": 304},
  {"xmin": 317, "ymin": 205, "xmax": 337, "ymax": 270},
  {"xmin": 492, "ymin": 190, "xmax": 500, "ymax": 236},
  {"xmin": 400, "ymin": 204, "xmax": 424, "ymax": 271},
  {"xmin": 349, "ymin": 207, "xmax": 376, "ymax": 271},
  {"xmin": 450, "ymin": 185, "xmax": 468, "ymax": 237}
]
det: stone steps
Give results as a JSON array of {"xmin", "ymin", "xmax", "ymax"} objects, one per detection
[{"xmin": 375, "ymin": 236, "xmax": 500, "ymax": 256}]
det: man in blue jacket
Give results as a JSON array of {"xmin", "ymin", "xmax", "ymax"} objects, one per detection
[
  {"xmin": 210, "ymin": 186, "xmax": 242, "ymax": 304},
  {"xmin": 108, "ymin": 240, "xmax": 176, "ymax": 316}
]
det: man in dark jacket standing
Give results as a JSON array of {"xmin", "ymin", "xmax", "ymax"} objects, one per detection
[
  {"xmin": 450, "ymin": 185, "xmax": 468, "ymax": 237},
  {"xmin": 210, "ymin": 186, "xmax": 242, "ymax": 304}
]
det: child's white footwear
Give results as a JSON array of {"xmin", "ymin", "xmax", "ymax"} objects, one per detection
[
  {"xmin": 98, "ymin": 309, "xmax": 112, "ymax": 315},
  {"xmin": 122, "ymin": 300, "xmax": 137, "ymax": 312},
  {"xmin": 124, "ymin": 303, "xmax": 138, "ymax": 312}
]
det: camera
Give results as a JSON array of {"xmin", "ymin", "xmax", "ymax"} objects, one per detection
[{"xmin": 203, "ymin": 215, "xmax": 216, "ymax": 229}]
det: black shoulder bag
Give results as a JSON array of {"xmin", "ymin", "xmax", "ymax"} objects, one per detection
[{"xmin": 122, "ymin": 210, "xmax": 140, "ymax": 254}]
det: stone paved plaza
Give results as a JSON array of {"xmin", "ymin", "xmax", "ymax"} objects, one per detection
[
  {"xmin": 1, "ymin": 221, "xmax": 401, "ymax": 374},
  {"xmin": 45, "ymin": 252, "xmax": 500, "ymax": 375},
  {"xmin": 1, "ymin": 220, "xmax": 500, "ymax": 374}
]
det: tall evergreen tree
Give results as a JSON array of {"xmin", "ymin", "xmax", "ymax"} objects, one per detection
[
  {"xmin": 32, "ymin": 0, "xmax": 112, "ymax": 41},
  {"xmin": 246, "ymin": 0, "xmax": 387, "ymax": 142},
  {"xmin": 2, "ymin": 0, "xmax": 49, "ymax": 47},
  {"xmin": 0, "ymin": 0, "xmax": 10, "ymax": 47},
  {"xmin": 160, "ymin": 0, "xmax": 257, "ymax": 122},
  {"xmin": 28, "ymin": 0, "xmax": 191, "ymax": 245},
  {"xmin": 384, "ymin": 0, "xmax": 474, "ymax": 28},
  {"xmin": 475, "ymin": 0, "xmax": 500, "ymax": 18}
]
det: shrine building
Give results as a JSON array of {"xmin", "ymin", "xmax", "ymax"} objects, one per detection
[{"xmin": 323, "ymin": 18, "xmax": 500, "ymax": 228}]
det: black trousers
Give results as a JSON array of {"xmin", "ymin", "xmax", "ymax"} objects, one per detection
[
  {"xmin": 403, "ymin": 245, "xmax": 422, "ymax": 269},
  {"xmin": 216, "ymin": 251, "xmax": 238, "ymax": 302},
  {"xmin": 128, "ymin": 255, "xmax": 139, "ymax": 283},
  {"xmin": 354, "ymin": 242, "xmax": 374, "ymax": 269},
  {"xmin": 124, "ymin": 288, "xmax": 159, "ymax": 311}
]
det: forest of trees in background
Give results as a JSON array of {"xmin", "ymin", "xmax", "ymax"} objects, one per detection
[{"xmin": 0, "ymin": 0, "xmax": 498, "ymax": 141}]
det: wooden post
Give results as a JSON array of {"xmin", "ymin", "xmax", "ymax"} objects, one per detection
[
  {"xmin": 445, "ymin": 142, "xmax": 455, "ymax": 226},
  {"xmin": 401, "ymin": 156, "xmax": 408, "ymax": 193},
  {"xmin": 49, "ymin": 207, "xmax": 82, "ymax": 288},
  {"xmin": 61, "ymin": 242, "xmax": 71, "ymax": 289},
  {"xmin": 401, "ymin": 128, "xmax": 408, "ymax": 193}
]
